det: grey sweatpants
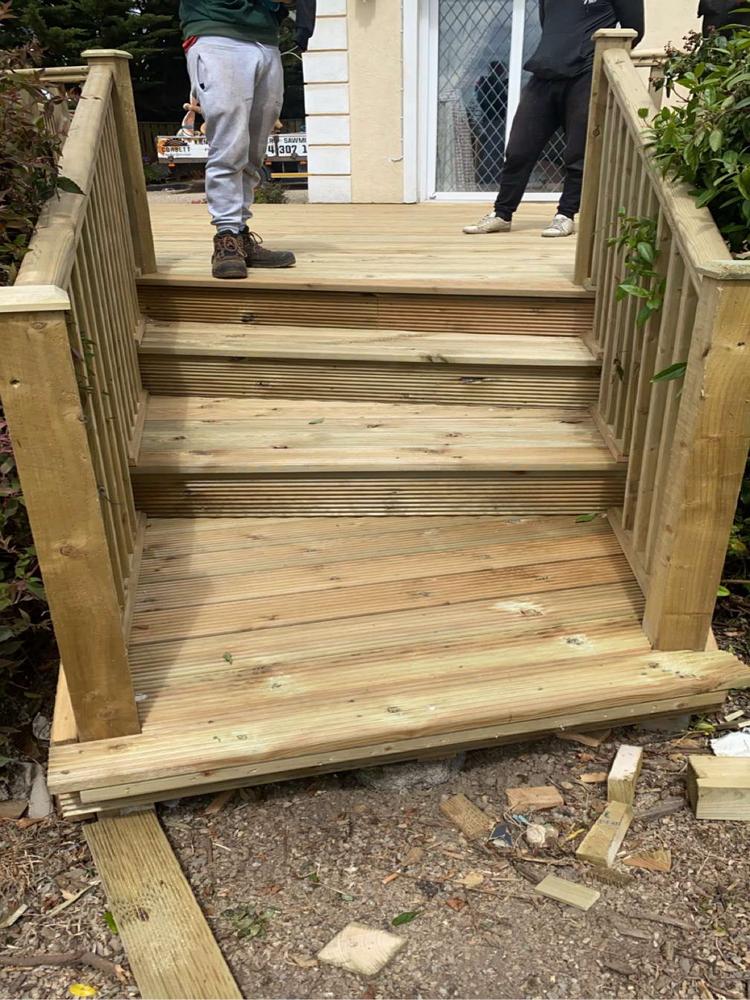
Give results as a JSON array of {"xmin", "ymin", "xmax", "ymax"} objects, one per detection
[{"xmin": 186, "ymin": 36, "xmax": 284, "ymax": 232}]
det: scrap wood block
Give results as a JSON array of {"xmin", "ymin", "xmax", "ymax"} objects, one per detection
[
  {"xmin": 687, "ymin": 756, "xmax": 750, "ymax": 820},
  {"xmin": 576, "ymin": 800, "xmax": 633, "ymax": 867},
  {"xmin": 623, "ymin": 848, "xmax": 672, "ymax": 873},
  {"xmin": 440, "ymin": 793, "xmax": 492, "ymax": 841},
  {"xmin": 534, "ymin": 874, "xmax": 600, "ymax": 911},
  {"xmin": 318, "ymin": 922, "xmax": 405, "ymax": 977},
  {"xmin": 506, "ymin": 785, "xmax": 564, "ymax": 812},
  {"xmin": 608, "ymin": 745, "xmax": 643, "ymax": 805}
]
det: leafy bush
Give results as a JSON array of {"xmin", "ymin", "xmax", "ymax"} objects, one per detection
[
  {"xmin": 649, "ymin": 26, "xmax": 750, "ymax": 255},
  {"xmin": 0, "ymin": 9, "xmax": 64, "ymax": 285},
  {"xmin": 0, "ymin": 7, "xmax": 58, "ymax": 727}
]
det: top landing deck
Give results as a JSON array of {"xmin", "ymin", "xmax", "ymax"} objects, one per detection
[{"xmin": 142, "ymin": 201, "xmax": 586, "ymax": 298}]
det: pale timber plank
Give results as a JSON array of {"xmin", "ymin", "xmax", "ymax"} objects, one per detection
[
  {"xmin": 141, "ymin": 323, "xmax": 598, "ymax": 366},
  {"xmin": 85, "ymin": 810, "xmax": 241, "ymax": 999}
]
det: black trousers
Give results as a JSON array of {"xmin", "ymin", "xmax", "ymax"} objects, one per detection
[{"xmin": 494, "ymin": 72, "xmax": 592, "ymax": 221}]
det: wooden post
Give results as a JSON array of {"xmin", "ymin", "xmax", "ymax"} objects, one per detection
[
  {"xmin": 643, "ymin": 264, "xmax": 750, "ymax": 650},
  {"xmin": 0, "ymin": 306, "xmax": 141, "ymax": 741},
  {"xmin": 574, "ymin": 29, "xmax": 638, "ymax": 288},
  {"xmin": 82, "ymin": 49, "xmax": 157, "ymax": 276}
]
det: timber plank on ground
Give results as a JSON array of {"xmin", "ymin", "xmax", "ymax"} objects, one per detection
[{"xmin": 85, "ymin": 810, "xmax": 241, "ymax": 999}]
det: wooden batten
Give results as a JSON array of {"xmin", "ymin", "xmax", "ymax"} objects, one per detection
[
  {"xmin": 85, "ymin": 810, "xmax": 241, "ymax": 999},
  {"xmin": 687, "ymin": 756, "xmax": 750, "ymax": 821}
]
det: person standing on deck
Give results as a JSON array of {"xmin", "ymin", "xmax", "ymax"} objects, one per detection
[
  {"xmin": 464, "ymin": 0, "xmax": 644, "ymax": 239},
  {"xmin": 699, "ymin": 0, "xmax": 750, "ymax": 33},
  {"xmin": 180, "ymin": 0, "xmax": 316, "ymax": 278}
]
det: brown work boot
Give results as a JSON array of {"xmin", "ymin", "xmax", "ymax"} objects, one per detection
[
  {"xmin": 241, "ymin": 228, "xmax": 296, "ymax": 268},
  {"xmin": 212, "ymin": 231, "xmax": 248, "ymax": 279}
]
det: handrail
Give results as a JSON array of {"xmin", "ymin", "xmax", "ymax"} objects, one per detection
[
  {"xmin": 574, "ymin": 30, "xmax": 750, "ymax": 652},
  {"xmin": 0, "ymin": 50, "xmax": 151, "ymax": 742},
  {"xmin": 9, "ymin": 65, "xmax": 90, "ymax": 82},
  {"xmin": 16, "ymin": 65, "xmax": 113, "ymax": 289}
]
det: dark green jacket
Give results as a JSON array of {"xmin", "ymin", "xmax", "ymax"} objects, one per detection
[{"xmin": 180, "ymin": 0, "xmax": 280, "ymax": 46}]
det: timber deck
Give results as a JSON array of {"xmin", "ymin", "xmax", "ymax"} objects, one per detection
[
  {"xmin": 143, "ymin": 201, "xmax": 583, "ymax": 294},
  {"xmin": 49, "ymin": 514, "xmax": 746, "ymax": 815}
]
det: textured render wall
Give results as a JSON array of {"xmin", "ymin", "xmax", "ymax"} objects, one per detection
[
  {"xmin": 642, "ymin": 0, "xmax": 700, "ymax": 49},
  {"xmin": 347, "ymin": 0, "xmax": 405, "ymax": 203},
  {"xmin": 303, "ymin": 0, "xmax": 352, "ymax": 202},
  {"xmin": 301, "ymin": 0, "xmax": 702, "ymax": 205}
]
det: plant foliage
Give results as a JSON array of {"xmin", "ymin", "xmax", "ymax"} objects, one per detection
[
  {"xmin": 649, "ymin": 25, "xmax": 750, "ymax": 255},
  {"xmin": 0, "ymin": 4, "xmax": 64, "ymax": 287},
  {"xmin": 609, "ymin": 211, "xmax": 666, "ymax": 326},
  {"xmin": 0, "ymin": 6, "xmax": 57, "ymax": 728}
]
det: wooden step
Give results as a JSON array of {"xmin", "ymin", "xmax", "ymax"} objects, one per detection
[
  {"xmin": 138, "ymin": 283, "xmax": 594, "ymax": 338},
  {"xmin": 48, "ymin": 514, "xmax": 749, "ymax": 814},
  {"xmin": 139, "ymin": 322, "xmax": 599, "ymax": 407},
  {"xmin": 132, "ymin": 397, "xmax": 624, "ymax": 516}
]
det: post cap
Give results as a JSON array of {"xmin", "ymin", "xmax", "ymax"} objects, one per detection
[
  {"xmin": 81, "ymin": 49, "xmax": 133, "ymax": 60},
  {"xmin": 592, "ymin": 28, "xmax": 639, "ymax": 41}
]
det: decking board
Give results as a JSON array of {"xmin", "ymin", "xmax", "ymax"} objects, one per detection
[{"xmin": 48, "ymin": 514, "xmax": 750, "ymax": 811}]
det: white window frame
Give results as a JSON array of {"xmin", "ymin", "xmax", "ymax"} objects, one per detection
[{"xmin": 403, "ymin": 0, "xmax": 560, "ymax": 203}]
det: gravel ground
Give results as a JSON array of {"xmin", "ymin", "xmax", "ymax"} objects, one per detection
[{"xmin": 2, "ymin": 688, "xmax": 750, "ymax": 1000}]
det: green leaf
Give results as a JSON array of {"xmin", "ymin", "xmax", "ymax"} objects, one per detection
[
  {"xmin": 308, "ymin": 418, "xmax": 325, "ymax": 425},
  {"xmin": 637, "ymin": 106, "xmax": 650, "ymax": 119},
  {"xmin": 709, "ymin": 129, "xmax": 723, "ymax": 152},
  {"xmin": 637, "ymin": 241, "xmax": 655, "ymax": 264},
  {"xmin": 57, "ymin": 175, "xmax": 84, "ymax": 195},
  {"xmin": 617, "ymin": 282, "xmax": 650, "ymax": 299},
  {"xmin": 103, "ymin": 911, "xmax": 118, "ymax": 934},
  {"xmin": 392, "ymin": 911, "xmax": 419, "ymax": 926},
  {"xmin": 717, "ymin": 584, "xmax": 731, "ymax": 597},
  {"xmin": 651, "ymin": 361, "xmax": 687, "ymax": 383},
  {"xmin": 576, "ymin": 513, "xmax": 598, "ymax": 523},
  {"xmin": 223, "ymin": 651, "xmax": 233, "ymax": 664}
]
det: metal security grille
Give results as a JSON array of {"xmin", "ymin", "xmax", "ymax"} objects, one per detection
[
  {"xmin": 434, "ymin": 0, "xmax": 563, "ymax": 195},
  {"xmin": 522, "ymin": 0, "xmax": 567, "ymax": 192},
  {"xmin": 435, "ymin": 0, "xmax": 513, "ymax": 193}
]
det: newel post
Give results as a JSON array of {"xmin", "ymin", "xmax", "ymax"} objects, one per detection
[
  {"xmin": 574, "ymin": 28, "xmax": 638, "ymax": 288},
  {"xmin": 0, "ymin": 302, "xmax": 141, "ymax": 741},
  {"xmin": 643, "ymin": 262, "xmax": 750, "ymax": 650},
  {"xmin": 82, "ymin": 48, "xmax": 157, "ymax": 276}
]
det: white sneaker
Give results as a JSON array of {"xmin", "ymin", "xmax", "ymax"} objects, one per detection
[
  {"xmin": 541, "ymin": 213, "xmax": 575, "ymax": 238},
  {"xmin": 463, "ymin": 211, "xmax": 512, "ymax": 235}
]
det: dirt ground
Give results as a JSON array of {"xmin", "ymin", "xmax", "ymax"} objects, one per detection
[{"xmin": 2, "ymin": 685, "xmax": 750, "ymax": 1000}]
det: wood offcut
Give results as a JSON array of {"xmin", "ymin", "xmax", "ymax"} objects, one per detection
[{"xmin": 85, "ymin": 810, "xmax": 241, "ymax": 1000}]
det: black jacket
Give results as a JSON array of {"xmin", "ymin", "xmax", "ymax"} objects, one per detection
[
  {"xmin": 699, "ymin": 0, "xmax": 750, "ymax": 32},
  {"xmin": 526, "ymin": 0, "xmax": 645, "ymax": 80},
  {"xmin": 277, "ymin": 0, "xmax": 317, "ymax": 51}
]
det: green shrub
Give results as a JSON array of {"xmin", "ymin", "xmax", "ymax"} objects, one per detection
[
  {"xmin": 0, "ymin": 14, "xmax": 64, "ymax": 285},
  {"xmin": 649, "ymin": 26, "xmax": 750, "ymax": 255},
  {"xmin": 0, "ymin": 9, "xmax": 58, "ymax": 729}
]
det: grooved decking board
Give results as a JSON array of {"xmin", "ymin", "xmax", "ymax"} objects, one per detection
[
  {"xmin": 141, "ymin": 323, "xmax": 598, "ymax": 365},
  {"xmin": 132, "ymin": 473, "xmax": 626, "ymax": 517},
  {"xmin": 139, "ymin": 285, "xmax": 594, "ymax": 337},
  {"xmin": 48, "ymin": 515, "xmax": 749, "ymax": 808},
  {"xmin": 143, "ymin": 202, "xmax": 587, "ymax": 297},
  {"xmin": 85, "ymin": 811, "xmax": 241, "ymax": 1000},
  {"xmin": 139, "ymin": 323, "xmax": 599, "ymax": 407},
  {"xmin": 136, "ymin": 397, "xmax": 619, "ymax": 474}
]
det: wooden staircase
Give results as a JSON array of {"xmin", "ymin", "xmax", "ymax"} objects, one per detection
[
  {"xmin": 133, "ymin": 317, "xmax": 622, "ymax": 517},
  {"xmin": 9, "ymin": 43, "xmax": 749, "ymax": 818}
]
